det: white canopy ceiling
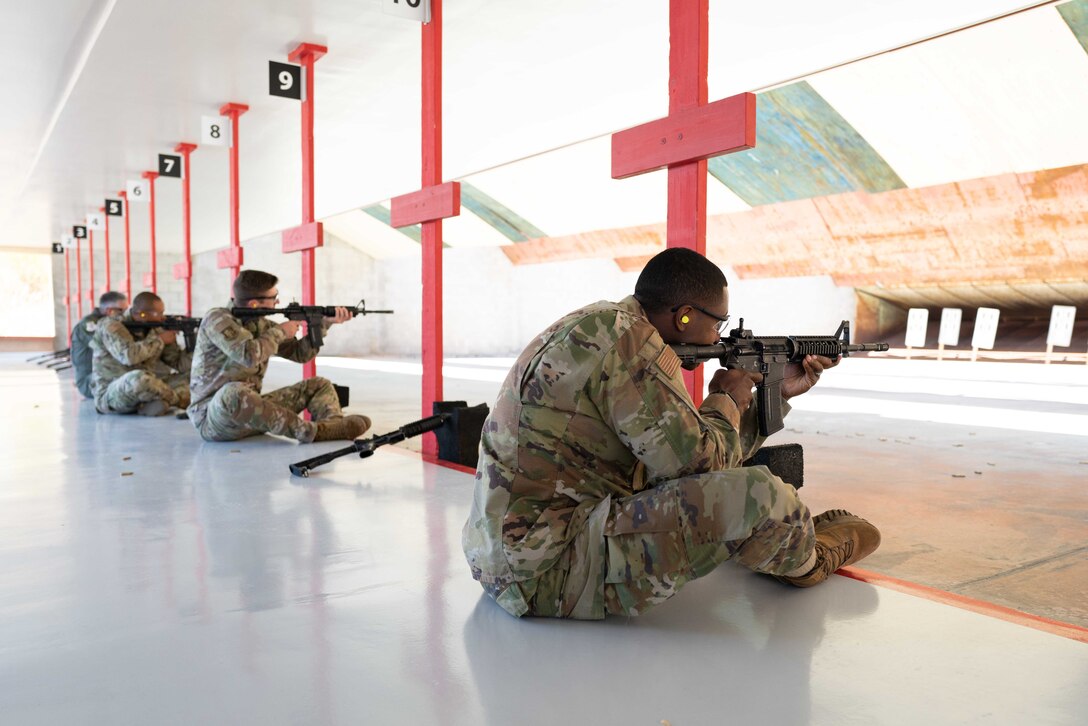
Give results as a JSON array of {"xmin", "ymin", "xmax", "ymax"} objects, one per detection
[{"xmin": 0, "ymin": 0, "xmax": 1062, "ymax": 259}]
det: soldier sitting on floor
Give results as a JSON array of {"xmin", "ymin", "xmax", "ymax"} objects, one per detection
[
  {"xmin": 72, "ymin": 290, "xmax": 128, "ymax": 399},
  {"xmin": 462, "ymin": 248, "xmax": 881, "ymax": 620},
  {"xmin": 90, "ymin": 291, "xmax": 191, "ymax": 416},
  {"xmin": 186, "ymin": 269, "xmax": 371, "ymax": 443}
]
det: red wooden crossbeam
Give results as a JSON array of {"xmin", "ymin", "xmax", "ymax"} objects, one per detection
[
  {"xmin": 282, "ymin": 222, "xmax": 323, "ymax": 252},
  {"xmin": 390, "ymin": 181, "xmax": 460, "ymax": 227},
  {"xmin": 142, "ymin": 171, "xmax": 159, "ymax": 293},
  {"xmin": 217, "ymin": 247, "xmax": 243, "ymax": 269},
  {"xmin": 607, "ymin": 0, "xmax": 757, "ymax": 405},
  {"xmin": 611, "ymin": 93, "xmax": 756, "ymax": 179},
  {"xmin": 118, "ymin": 189, "xmax": 132, "ymax": 296},
  {"xmin": 286, "ymin": 43, "xmax": 327, "ymax": 381},
  {"xmin": 99, "ymin": 205, "xmax": 110, "ymax": 294},
  {"xmin": 219, "ymin": 103, "xmax": 249, "ymax": 284},
  {"xmin": 175, "ymin": 142, "xmax": 197, "ymax": 315}
]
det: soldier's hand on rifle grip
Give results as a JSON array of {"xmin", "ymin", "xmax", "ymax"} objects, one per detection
[
  {"xmin": 781, "ymin": 354, "xmax": 839, "ymax": 399},
  {"xmin": 158, "ymin": 330, "xmax": 177, "ymax": 346},
  {"xmin": 280, "ymin": 320, "xmax": 302, "ymax": 338},
  {"xmin": 708, "ymin": 368, "xmax": 763, "ymax": 412},
  {"xmin": 325, "ymin": 307, "xmax": 351, "ymax": 326}
]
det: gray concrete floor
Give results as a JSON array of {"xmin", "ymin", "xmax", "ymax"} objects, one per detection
[
  {"xmin": 2, "ymin": 353, "xmax": 1086, "ymax": 725},
  {"xmin": 281, "ymin": 354, "xmax": 1088, "ymax": 629}
]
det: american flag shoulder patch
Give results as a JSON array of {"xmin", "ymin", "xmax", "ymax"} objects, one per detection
[{"xmin": 653, "ymin": 345, "xmax": 682, "ymax": 379}]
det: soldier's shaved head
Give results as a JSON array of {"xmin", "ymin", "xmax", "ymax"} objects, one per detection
[
  {"xmin": 130, "ymin": 291, "xmax": 162, "ymax": 312},
  {"xmin": 633, "ymin": 248, "xmax": 727, "ymax": 314}
]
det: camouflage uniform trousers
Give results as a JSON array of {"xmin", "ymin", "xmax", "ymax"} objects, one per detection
[
  {"xmin": 528, "ymin": 465, "xmax": 815, "ymax": 617},
  {"xmin": 195, "ymin": 376, "xmax": 342, "ymax": 443},
  {"xmin": 96, "ymin": 370, "xmax": 191, "ymax": 415}
]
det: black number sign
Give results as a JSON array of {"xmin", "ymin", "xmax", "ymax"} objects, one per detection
[
  {"xmin": 52, "ymin": 242, "xmax": 63, "ymax": 254},
  {"xmin": 105, "ymin": 198, "xmax": 123, "ymax": 216},
  {"xmin": 269, "ymin": 61, "xmax": 303, "ymax": 100},
  {"xmin": 73, "ymin": 225, "xmax": 87, "ymax": 239},
  {"xmin": 158, "ymin": 154, "xmax": 182, "ymax": 178}
]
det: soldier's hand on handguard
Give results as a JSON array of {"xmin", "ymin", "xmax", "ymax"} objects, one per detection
[
  {"xmin": 324, "ymin": 307, "xmax": 352, "ymax": 326},
  {"xmin": 781, "ymin": 354, "xmax": 839, "ymax": 400},
  {"xmin": 280, "ymin": 320, "xmax": 302, "ymax": 338},
  {"xmin": 708, "ymin": 368, "xmax": 763, "ymax": 412},
  {"xmin": 159, "ymin": 330, "xmax": 177, "ymax": 346}
]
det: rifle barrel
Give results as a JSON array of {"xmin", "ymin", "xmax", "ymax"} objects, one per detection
[{"xmin": 289, "ymin": 442, "xmax": 361, "ymax": 478}]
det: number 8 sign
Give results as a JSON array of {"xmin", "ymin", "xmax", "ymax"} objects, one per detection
[{"xmin": 202, "ymin": 115, "xmax": 231, "ymax": 147}]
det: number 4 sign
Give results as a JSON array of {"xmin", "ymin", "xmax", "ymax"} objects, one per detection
[
  {"xmin": 202, "ymin": 115, "xmax": 231, "ymax": 147},
  {"xmin": 269, "ymin": 61, "xmax": 303, "ymax": 100}
]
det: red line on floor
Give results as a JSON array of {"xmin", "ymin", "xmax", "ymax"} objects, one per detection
[
  {"xmin": 396, "ymin": 448, "xmax": 1087, "ymax": 642},
  {"xmin": 839, "ymin": 566, "xmax": 1088, "ymax": 644}
]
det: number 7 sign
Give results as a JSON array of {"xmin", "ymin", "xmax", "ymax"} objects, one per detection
[{"xmin": 158, "ymin": 153, "xmax": 182, "ymax": 178}]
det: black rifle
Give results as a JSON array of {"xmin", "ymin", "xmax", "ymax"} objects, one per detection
[
  {"xmin": 671, "ymin": 320, "xmax": 889, "ymax": 437},
  {"xmin": 29, "ymin": 348, "xmax": 70, "ymax": 364},
  {"xmin": 232, "ymin": 299, "xmax": 393, "ymax": 349},
  {"xmin": 289, "ymin": 414, "xmax": 450, "ymax": 477},
  {"xmin": 124, "ymin": 316, "xmax": 202, "ymax": 351}
]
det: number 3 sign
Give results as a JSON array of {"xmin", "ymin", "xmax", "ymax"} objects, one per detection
[
  {"xmin": 269, "ymin": 61, "xmax": 303, "ymax": 100},
  {"xmin": 202, "ymin": 115, "xmax": 231, "ymax": 147}
]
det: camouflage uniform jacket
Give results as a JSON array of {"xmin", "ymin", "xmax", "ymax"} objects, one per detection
[
  {"xmin": 89, "ymin": 314, "xmax": 185, "ymax": 399},
  {"xmin": 72, "ymin": 310, "xmax": 106, "ymax": 398},
  {"xmin": 462, "ymin": 295, "xmax": 785, "ymax": 615},
  {"xmin": 186, "ymin": 306, "xmax": 327, "ymax": 427}
]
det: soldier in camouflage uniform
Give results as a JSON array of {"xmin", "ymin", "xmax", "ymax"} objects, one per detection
[
  {"xmin": 463, "ymin": 248, "xmax": 881, "ymax": 619},
  {"xmin": 91, "ymin": 291, "xmax": 191, "ymax": 416},
  {"xmin": 71, "ymin": 291, "xmax": 128, "ymax": 398},
  {"xmin": 187, "ymin": 269, "xmax": 371, "ymax": 443}
]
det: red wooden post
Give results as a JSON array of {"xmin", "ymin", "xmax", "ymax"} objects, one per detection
[
  {"xmin": 87, "ymin": 228, "xmax": 95, "ymax": 305},
  {"xmin": 174, "ymin": 143, "xmax": 197, "ymax": 316},
  {"xmin": 142, "ymin": 171, "xmax": 159, "ymax": 293},
  {"xmin": 610, "ymin": 0, "xmax": 757, "ymax": 404},
  {"xmin": 75, "ymin": 236, "xmax": 83, "ymax": 319},
  {"xmin": 64, "ymin": 249, "xmax": 72, "ymax": 346},
  {"xmin": 100, "ymin": 206, "xmax": 111, "ymax": 294},
  {"xmin": 217, "ymin": 103, "xmax": 249, "ymax": 285},
  {"xmin": 118, "ymin": 190, "xmax": 132, "ymax": 296},
  {"xmin": 389, "ymin": 0, "xmax": 460, "ymax": 457},
  {"xmin": 285, "ymin": 42, "xmax": 327, "ymax": 381}
]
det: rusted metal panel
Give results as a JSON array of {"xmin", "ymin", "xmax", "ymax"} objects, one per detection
[{"xmin": 707, "ymin": 81, "xmax": 905, "ymax": 206}]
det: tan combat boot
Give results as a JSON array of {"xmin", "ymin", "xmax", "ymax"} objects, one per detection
[
  {"xmin": 312, "ymin": 415, "xmax": 372, "ymax": 442},
  {"xmin": 775, "ymin": 509, "xmax": 881, "ymax": 588}
]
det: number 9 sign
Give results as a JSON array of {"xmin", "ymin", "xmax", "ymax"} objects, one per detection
[{"xmin": 269, "ymin": 61, "xmax": 303, "ymax": 101}]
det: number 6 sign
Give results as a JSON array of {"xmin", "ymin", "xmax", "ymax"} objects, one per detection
[
  {"xmin": 202, "ymin": 115, "xmax": 231, "ymax": 147},
  {"xmin": 126, "ymin": 179, "xmax": 148, "ymax": 201}
]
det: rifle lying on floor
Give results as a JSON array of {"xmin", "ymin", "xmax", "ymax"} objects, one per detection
[
  {"xmin": 124, "ymin": 315, "xmax": 202, "ymax": 350},
  {"xmin": 671, "ymin": 320, "xmax": 889, "ymax": 437},
  {"xmin": 232, "ymin": 299, "xmax": 393, "ymax": 348},
  {"xmin": 289, "ymin": 414, "xmax": 450, "ymax": 477},
  {"xmin": 29, "ymin": 348, "xmax": 70, "ymax": 364}
]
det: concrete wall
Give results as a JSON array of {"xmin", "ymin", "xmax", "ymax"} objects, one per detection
[
  {"xmin": 51, "ymin": 249, "xmax": 185, "ymax": 349},
  {"xmin": 184, "ymin": 234, "xmax": 857, "ymax": 357}
]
